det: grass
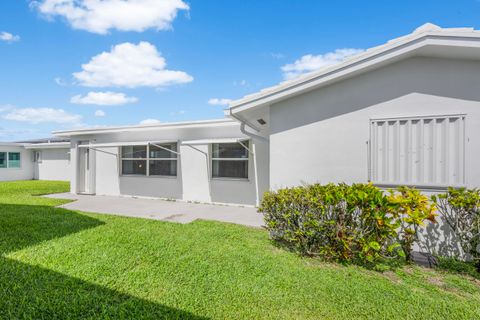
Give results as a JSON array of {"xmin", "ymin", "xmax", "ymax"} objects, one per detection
[{"xmin": 0, "ymin": 180, "xmax": 479, "ymax": 319}]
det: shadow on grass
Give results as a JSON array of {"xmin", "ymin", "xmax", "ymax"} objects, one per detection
[{"xmin": 0, "ymin": 204, "xmax": 208, "ymax": 319}]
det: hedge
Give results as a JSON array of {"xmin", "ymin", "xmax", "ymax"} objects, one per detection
[{"xmin": 259, "ymin": 183, "xmax": 436, "ymax": 266}]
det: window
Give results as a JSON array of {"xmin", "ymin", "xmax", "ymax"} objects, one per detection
[
  {"xmin": 0, "ymin": 152, "xmax": 21, "ymax": 169},
  {"xmin": 121, "ymin": 146, "xmax": 147, "ymax": 175},
  {"xmin": 149, "ymin": 143, "xmax": 177, "ymax": 176},
  {"xmin": 212, "ymin": 142, "xmax": 249, "ymax": 179},
  {"xmin": 121, "ymin": 144, "xmax": 177, "ymax": 177},
  {"xmin": 0, "ymin": 152, "xmax": 6, "ymax": 168},
  {"xmin": 8, "ymin": 152, "xmax": 21, "ymax": 168},
  {"xmin": 370, "ymin": 115, "xmax": 465, "ymax": 186}
]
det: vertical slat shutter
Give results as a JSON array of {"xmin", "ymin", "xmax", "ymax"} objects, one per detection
[{"xmin": 370, "ymin": 115, "xmax": 465, "ymax": 186}]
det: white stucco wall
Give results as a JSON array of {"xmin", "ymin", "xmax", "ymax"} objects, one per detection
[
  {"xmin": 34, "ymin": 148, "xmax": 71, "ymax": 181},
  {"xmin": 0, "ymin": 145, "xmax": 33, "ymax": 181},
  {"xmin": 267, "ymin": 56, "xmax": 480, "ymax": 256},
  {"xmin": 69, "ymin": 122, "xmax": 269, "ymax": 206},
  {"xmin": 269, "ymin": 57, "xmax": 480, "ymax": 190}
]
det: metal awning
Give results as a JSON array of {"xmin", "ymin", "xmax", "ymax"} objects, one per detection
[
  {"xmin": 180, "ymin": 137, "xmax": 248, "ymax": 145},
  {"xmin": 77, "ymin": 140, "xmax": 176, "ymax": 148}
]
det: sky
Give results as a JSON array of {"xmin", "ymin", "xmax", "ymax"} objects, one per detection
[{"xmin": 0, "ymin": 0, "xmax": 479, "ymax": 141}]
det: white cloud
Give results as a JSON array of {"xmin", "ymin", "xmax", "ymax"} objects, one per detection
[
  {"xmin": 34, "ymin": 0, "xmax": 189, "ymax": 34},
  {"xmin": 0, "ymin": 105, "xmax": 14, "ymax": 112},
  {"xmin": 2, "ymin": 107, "xmax": 82, "ymax": 124},
  {"xmin": 281, "ymin": 48, "xmax": 364, "ymax": 80},
  {"xmin": 71, "ymin": 91, "xmax": 138, "ymax": 106},
  {"xmin": 208, "ymin": 98, "xmax": 232, "ymax": 106},
  {"xmin": 140, "ymin": 118, "xmax": 161, "ymax": 125},
  {"xmin": 94, "ymin": 109, "xmax": 106, "ymax": 117},
  {"xmin": 0, "ymin": 31, "xmax": 20, "ymax": 42},
  {"xmin": 73, "ymin": 41, "xmax": 193, "ymax": 88}
]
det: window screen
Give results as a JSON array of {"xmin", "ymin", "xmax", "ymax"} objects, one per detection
[
  {"xmin": 212, "ymin": 142, "xmax": 249, "ymax": 179},
  {"xmin": 121, "ymin": 144, "xmax": 177, "ymax": 176}
]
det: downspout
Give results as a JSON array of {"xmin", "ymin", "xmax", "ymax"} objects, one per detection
[{"xmin": 229, "ymin": 109, "xmax": 269, "ymax": 207}]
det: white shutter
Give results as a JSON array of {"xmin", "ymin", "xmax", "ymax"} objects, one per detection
[{"xmin": 370, "ymin": 115, "xmax": 465, "ymax": 187}]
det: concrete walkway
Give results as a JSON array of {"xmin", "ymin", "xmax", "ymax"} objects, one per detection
[{"xmin": 45, "ymin": 193, "xmax": 264, "ymax": 227}]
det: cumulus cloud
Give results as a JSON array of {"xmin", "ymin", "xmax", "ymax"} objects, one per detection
[
  {"xmin": 33, "ymin": 0, "xmax": 189, "ymax": 34},
  {"xmin": 2, "ymin": 107, "xmax": 82, "ymax": 124},
  {"xmin": 208, "ymin": 98, "xmax": 232, "ymax": 106},
  {"xmin": 71, "ymin": 91, "xmax": 138, "ymax": 106},
  {"xmin": 0, "ymin": 31, "xmax": 20, "ymax": 42},
  {"xmin": 140, "ymin": 119, "xmax": 161, "ymax": 125},
  {"xmin": 73, "ymin": 42, "xmax": 193, "ymax": 88},
  {"xmin": 94, "ymin": 109, "xmax": 106, "ymax": 117},
  {"xmin": 281, "ymin": 48, "xmax": 364, "ymax": 80}
]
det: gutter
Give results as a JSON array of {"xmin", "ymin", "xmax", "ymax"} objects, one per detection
[
  {"xmin": 228, "ymin": 109, "xmax": 269, "ymax": 143},
  {"xmin": 228, "ymin": 108, "xmax": 269, "ymax": 208}
]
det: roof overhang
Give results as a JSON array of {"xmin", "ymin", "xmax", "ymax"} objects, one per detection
[
  {"xmin": 230, "ymin": 25, "xmax": 480, "ymax": 115},
  {"xmin": 54, "ymin": 118, "xmax": 238, "ymax": 137},
  {"xmin": 23, "ymin": 142, "xmax": 70, "ymax": 149},
  {"xmin": 0, "ymin": 143, "xmax": 24, "ymax": 147}
]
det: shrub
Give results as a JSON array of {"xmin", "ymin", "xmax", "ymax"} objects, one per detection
[
  {"xmin": 260, "ymin": 183, "xmax": 436, "ymax": 266},
  {"xmin": 387, "ymin": 186, "xmax": 437, "ymax": 262},
  {"xmin": 432, "ymin": 188, "xmax": 480, "ymax": 271}
]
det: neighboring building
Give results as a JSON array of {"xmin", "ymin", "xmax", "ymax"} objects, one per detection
[{"xmin": 0, "ymin": 138, "xmax": 71, "ymax": 182}]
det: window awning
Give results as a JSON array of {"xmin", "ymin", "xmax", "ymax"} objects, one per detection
[
  {"xmin": 77, "ymin": 140, "xmax": 176, "ymax": 148},
  {"xmin": 181, "ymin": 138, "xmax": 249, "ymax": 145}
]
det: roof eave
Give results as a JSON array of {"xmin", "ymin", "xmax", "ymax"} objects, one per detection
[
  {"xmin": 230, "ymin": 31, "xmax": 480, "ymax": 114},
  {"xmin": 53, "ymin": 118, "xmax": 238, "ymax": 137}
]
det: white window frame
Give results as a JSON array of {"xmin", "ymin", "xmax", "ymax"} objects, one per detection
[
  {"xmin": 0, "ymin": 151, "xmax": 21, "ymax": 169},
  {"xmin": 7, "ymin": 152, "xmax": 21, "ymax": 169},
  {"xmin": 369, "ymin": 114, "xmax": 466, "ymax": 188},
  {"xmin": 211, "ymin": 141, "xmax": 250, "ymax": 180},
  {"xmin": 120, "ymin": 143, "xmax": 178, "ymax": 178}
]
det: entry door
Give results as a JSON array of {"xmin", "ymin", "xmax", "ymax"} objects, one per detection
[{"xmin": 78, "ymin": 148, "xmax": 94, "ymax": 194}]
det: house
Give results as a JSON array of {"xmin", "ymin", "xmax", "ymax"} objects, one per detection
[
  {"xmin": 53, "ymin": 23, "xmax": 480, "ymax": 210},
  {"xmin": 54, "ymin": 119, "xmax": 269, "ymax": 206},
  {"xmin": 0, "ymin": 138, "xmax": 71, "ymax": 182}
]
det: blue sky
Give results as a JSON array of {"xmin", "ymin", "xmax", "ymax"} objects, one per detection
[{"xmin": 0, "ymin": 0, "xmax": 479, "ymax": 141}]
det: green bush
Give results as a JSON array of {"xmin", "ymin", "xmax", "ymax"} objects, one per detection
[
  {"xmin": 260, "ymin": 183, "xmax": 436, "ymax": 266},
  {"xmin": 387, "ymin": 186, "xmax": 437, "ymax": 262},
  {"xmin": 432, "ymin": 188, "xmax": 480, "ymax": 271}
]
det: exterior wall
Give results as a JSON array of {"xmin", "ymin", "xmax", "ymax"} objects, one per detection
[
  {"xmin": 69, "ymin": 122, "xmax": 269, "ymax": 206},
  {"xmin": 268, "ymin": 56, "xmax": 480, "ymax": 257},
  {"xmin": 34, "ymin": 148, "xmax": 71, "ymax": 181},
  {"xmin": 269, "ymin": 57, "xmax": 480, "ymax": 190},
  {"xmin": 0, "ymin": 145, "xmax": 33, "ymax": 181}
]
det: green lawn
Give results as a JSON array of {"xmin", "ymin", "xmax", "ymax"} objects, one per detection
[{"xmin": 0, "ymin": 181, "xmax": 479, "ymax": 319}]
